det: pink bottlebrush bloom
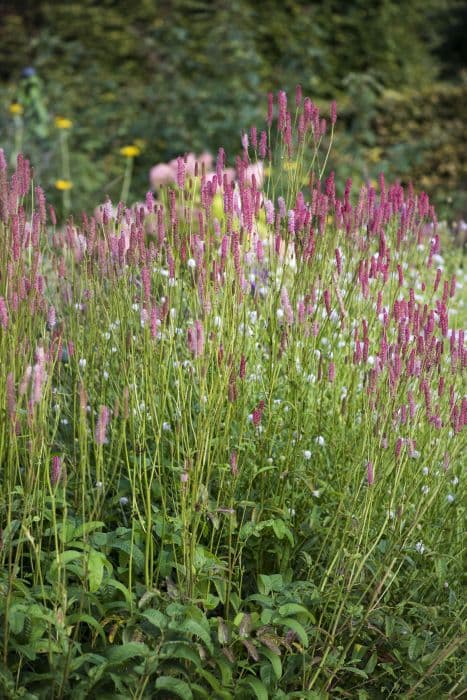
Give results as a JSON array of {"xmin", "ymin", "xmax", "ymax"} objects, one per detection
[
  {"xmin": 252, "ymin": 400, "xmax": 265, "ymax": 428},
  {"xmin": 256, "ymin": 238, "xmax": 264, "ymax": 263},
  {"xmin": 47, "ymin": 305, "xmax": 56, "ymax": 329},
  {"xmin": 278, "ymin": 90, "xmax": 287, "ymax": 131},
  {"xmin": 335, "ymin": 247, "xmax": 342, "ymax": 275},
  {"xmin": 239, "ymin": 354, "xmax": 246, "ymax": 380},
  {"xmin": 287, "ymin": 209, "xmax": 295, "ymax": 234},
  {"xmin": 141, "ymin": 266, "xmax": 151, "ymax": 301},
  {"xmin": 150, "ymin": 306, "xmax": 158, "ymax": 338},
  {"xmin": 366, "ymin": 461, "xmax": 374, "ymax": 486},
  {"xmin": 51, "ymin": 456, "xmax": 62, "ymax": 486},
  {"xmin": 330, "ymin": 100, "xmax": 337, "ymax": 126},
  {"xmin": 228, "ymin": 373, "xmax": 237, "ymax": 402},
  {"xmin": 95, "ymin": 405, "xmax": 110, "ymax": 446},
  {"xmin": 264, "ymin": 199, "xmax": 274, "ymax": 225},
  {"xmin": 230, "ymin": 450, "xmax": 238, "ymax": 476},
  {"xmin": 0, "ymin": 297, "xmax": 8, "ymax": 329},
  {"xmin": 35, "ymin": 185, "xmax": 46, "ymax": 225},
  {"xmin": 19, "ymin": 365, "xmax": 32, "ymax": 396},
  {"xmin": 176, "ymin": 156, "xmax": 185, "ymax": 189},
  {"xmin": 195, "ymin": 320, "xmax": 204, "ymax": 356},
  {"xmin": 395, "ymin": 437, "xmax": 404, "ymax": 459},
  {"xmin": 280, "ymin": 287, "xmax": 294, "ymax": 324},
  {"xmin": 250, "ymin": 126, "xmax": 257, "ymax": 149},
  {"xmin": 328, "ymin": 362, "xmax": 335, "ymax": 383},
  {"xmin": 6, "ymin": 372, "xmax": 16, "ymax": 418}
]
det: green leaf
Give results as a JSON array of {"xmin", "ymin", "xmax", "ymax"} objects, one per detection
[
  {"xmin": 73, "ymin": 521, "xmax": 105, "ymax": 541},
  {"xmin": 344, "ymin": 667, "xmax": 368, "ymax": 679},
  {"xmin": 276, "ymin": 617, "xmax": 309, "ymax": 647},
  {"xmin": 257, "ymin": 574, "xmax": 284, "ymax": 595},
  {"xmin": 105, "ymin": 642, "xmax": 149, "ymax": 665},
  {"xmin": 112, "ymin": 539, "xmax": 145, "ymax": 570},
  {"xmin": 87, "ymin": 549, "xmax": 105, "ymax": 592},
  {"xmin": 271, "ymin": 519, "xmax": 294, "ymax": 545},
  {"xmin": 408, "ymin": 636, "xmax": 424, "ymax": 661},
  {"xmin": 178, "ymin": 619, "xmax": 214, "ymax": 654},
  {"xmin": 141, "ymin": 608, "xmax": 167, "ymax": 630},
  {"xmin": 67, "ymin": 613, "xmax": 106, "ymax": 642},
  {"xmin": 277, "ymin": 603, "xmax": 313, "ymax": 619},
  {"xmin": 213, "ymin": 654, "xmax": 233, "ymax": 687},
  {"xmin": 161, "ymin": 641, "xmax": 201, "ymax": 667},
  {"xmin": 260, "ymin": 647, "xmax": 282, "ymax": 680},
  {"xmin": 49, "ymin": 550, "xmax": 82, "ymax": 578},
  {"xmin": 364, "ymin": 652, "xmax": 377, "ymax": 674},
  {"xmin": 105, "ymin": 578, "xmax": 134, "ymax": 606},
  {"xmin": 155, "ymin": 676, "xmax": 193, "ymax": 700},
  {"xmin": 242, "ymin": 677, "xmax": 268, "ymax": 700}
]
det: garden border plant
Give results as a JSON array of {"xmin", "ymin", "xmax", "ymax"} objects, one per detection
[{"xmin": 0, "ymin": 88, "xmax": 465, "ymax": 699}]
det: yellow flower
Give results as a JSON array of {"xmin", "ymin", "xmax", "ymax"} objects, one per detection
[
  {"xmin": 55, "ymin": 179, "xmax": 73, "ymax": 191},
  {"xmin": 120, "ymin": 145, "xmax": 141, "ymax": 158},
  {"xmin": 55, "ymin": 117, "xmax": 73, "ymax": 129},
  {"xmin": 263, "ymin": 166, "xmax": 272, "ymax": 177},
  {"xmin": 283, "ymin": 160, "xmax": 298, "ymax": 172},
  {"xmin": 9, "ymin": 103, "xmax": 24, "ymax": 115}
]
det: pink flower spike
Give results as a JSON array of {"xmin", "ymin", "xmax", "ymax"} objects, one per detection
[
  {"xmin": 330, "ymin": 100, "xmax": 337, "ymax": 126},
  {"xmin": 95, "ymin": 405, "xmax": 110, "ymax": 446},
  {"xmin": 51, "ymin": 456, "xmax": 62, "ymax": 486},
  {"xmin": 366, "ymin": 461, "xmax": 375, "ymax": 486}
]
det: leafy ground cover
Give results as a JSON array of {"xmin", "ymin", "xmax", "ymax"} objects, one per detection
[{"xmin": 0, "ymin": 90, "xmax": 465, "ymax": 699}]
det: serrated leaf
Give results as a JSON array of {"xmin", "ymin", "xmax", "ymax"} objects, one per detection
[{"xmin": 155, "ymin": 676, "xmax": 193, "ymax": 699}]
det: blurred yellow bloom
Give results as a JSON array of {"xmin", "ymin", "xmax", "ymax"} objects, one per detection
[
  {"xmin": 55, "ymin": 117, "xmax": 73, "ymax": 129},
  {"xmin": 120, "ymin": 145, "xmax": 141, "ymax": 158},
  {"xmin": 283, "ymin": 160, "xmax": 298, "ymax": 171},
  {"xmin": 55, "ymin": 179, "xmax": 73, "ymax": 191},
  {"xmin": 9, "ymin": 103, "xmax": 23, "ymax": 115},
  {"xmin": 263, "ymin": 166, "xmax": 272, "ymax": 177}
]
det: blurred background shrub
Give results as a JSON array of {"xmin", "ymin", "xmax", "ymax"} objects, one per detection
[{"xmin": 0, "ymin": 0, "xmax": 465, "ymax": 218}]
